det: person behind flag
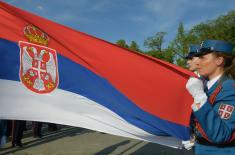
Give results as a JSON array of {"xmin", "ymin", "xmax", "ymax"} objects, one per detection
[
  {"xmin": 11, "ymin": 120, "xmax": 26, "ymax": 147},
  {"xmin": 186, "ymin": 40, "xmax": 235, "ymax": 155},
  {"xmin": 185, "ymin": 44, "xmax": 200, "ymax": 73},
  {"xmin": 0, "ymin": 120, "xmax": 7, "ymax": 148},
  {"xmin": 32, "ymin": 121, "xmax": 42, "ymax": 138},
  {"xmin": 182, "ymin": 44, "xmax": 200, "ymax": 150}
]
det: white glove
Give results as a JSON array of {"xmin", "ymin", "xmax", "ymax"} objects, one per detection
[
  {"xmin": 186, "ymin": 77, "xmax": 208, "ymax": 111},
  {"xmin": 182, "ymin": 140, "xmax": 195, "ymax": 150}
]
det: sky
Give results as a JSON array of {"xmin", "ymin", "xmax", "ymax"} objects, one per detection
[{"xmin": 3, "ymin": 0, "xmax": 235, "ymax": 50}]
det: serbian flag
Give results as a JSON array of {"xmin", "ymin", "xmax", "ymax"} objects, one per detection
[{"xmin": 0, "ymin": 2, "xmax": 194, "ymax": 148}]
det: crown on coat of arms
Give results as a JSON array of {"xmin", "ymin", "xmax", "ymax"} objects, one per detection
[{"xmin": 23, "ymin": 25, "xmax": 49, "ymax": 46}]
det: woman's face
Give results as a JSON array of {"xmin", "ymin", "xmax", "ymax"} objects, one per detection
[
  {"xmin": 197, "ymin": 53, "xmax": 223, "ymax": 79},
  {"xmin": 187, "ymin": 57, "xmax": 199, "ymax": 72}
]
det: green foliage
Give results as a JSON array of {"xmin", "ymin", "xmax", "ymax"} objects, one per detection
[
  {"xmin": 190, "ymin": 10, "xmax": 235, "ymax": 45},
  {"xmin": 116, "ymin": 39, "xmax": 129, "ymax": 48},
  {"xmin": 176, "ymin": 58, "xmax": 187, "ymax": 68},
  {"xmin": 146, "ymin": 49, "xmax": 174, "ymax": 63},
  {"xmin": 172, "ymin": 22, "xmax": 188, "ymax": 57},
  {"xmin": 129, "ymin": 41, "xmax": 141, "ymax": 52},
  {"xmin": 144, "ymin": 32, "xmax": 167, "ymax": 52},
  {"xmin": 116, "ymin": 39, "xmax": 142, "ymax": 52},
  {"xmin": 172, "ymin": 10, "xmax": 235, "ymax": 67},
  {"xmin": 115, "ymin": 10, "xmax": 235, "ymax": 67}
]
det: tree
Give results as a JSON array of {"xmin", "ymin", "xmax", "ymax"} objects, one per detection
[
  {"xmin": 144, "ymin": 32, "xmax": 167, "ymax": 52},
  {"xmin": 170, "ymin": 22, "xmax": 188, "ymax": 67},
  {"xmin": 116, "ymin": 39, "xmax": 129, "ymax": 48},
  {"xmin": 145, "ymin": 50, "xmax": 174, "ymax": 63},
  {"xmin": 173, "ymin": 22, "xmax": 189, "ymax": 57},
  {"xmin": 116, "ymin": 11, "xmax": 235, "ymax": 66},
  {"xmin": 170, "ymin": 22, "xmax": 200, "ymax": 67},
  {"xmin": 129, "ymin": 41, "xmax": 141, "ymax": 52},
  {"xmin": 190, "ymin": 10, "xmax": 235, "ymax": 46}
]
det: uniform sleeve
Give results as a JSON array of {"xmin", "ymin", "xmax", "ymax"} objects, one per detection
[{"xmin": 193, "ymin": 81, "xmax": 235, "ymax": 143}]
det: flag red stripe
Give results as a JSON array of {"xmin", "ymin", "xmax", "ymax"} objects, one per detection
[{"xmin": 0, "ymin": 2, "xmax": 194, "ymax": 126}]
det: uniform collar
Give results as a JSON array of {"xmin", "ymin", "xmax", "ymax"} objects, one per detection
[{"xmin": 207, "ymin": 74, "xmax": 222, "ymax": 90}]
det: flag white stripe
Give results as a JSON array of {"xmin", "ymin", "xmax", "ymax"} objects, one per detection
[{"xmin": 0, "ymin": 79, "xmax": 182, "ymax": 148}]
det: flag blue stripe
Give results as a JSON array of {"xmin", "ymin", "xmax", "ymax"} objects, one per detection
[{"xmin": 0, "ymin": 38, "xmax": 190, "ymax": 140}]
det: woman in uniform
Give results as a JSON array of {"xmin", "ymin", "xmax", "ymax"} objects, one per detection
[{"xmin": 186, "ymin": 40, "xmax": 235, "ymax": 155}]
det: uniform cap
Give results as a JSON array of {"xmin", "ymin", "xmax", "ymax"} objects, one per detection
[
  {"xmin": 197, "ymin": 40, "xmax": 233, "ymax": 56},
  {"xmin": 185, "ymin": 44, "xmax": 200, "ymax": 59}
]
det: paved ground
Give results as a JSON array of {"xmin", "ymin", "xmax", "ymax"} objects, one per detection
[{"xmin": 0, "ymin": 125, "xmax": 194, "ymax": 155}]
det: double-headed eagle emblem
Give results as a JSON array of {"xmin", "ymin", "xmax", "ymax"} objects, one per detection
[{"xmin": 19, "ymin": 25, "xmax": 59, "ymax": 94}]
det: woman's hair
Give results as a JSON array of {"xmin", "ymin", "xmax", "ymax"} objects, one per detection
[{"xmin": 213, "ymin": 52, "xmax": 235, "ymax": 79}]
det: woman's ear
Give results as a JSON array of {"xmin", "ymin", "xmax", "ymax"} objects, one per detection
[{"xmin": 216, "ymin": 56, "xmax": 224, "ymax": 66}]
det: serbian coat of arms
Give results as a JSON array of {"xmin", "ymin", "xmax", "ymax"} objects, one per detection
[
  {"xmin": 218, "ymin": 103, "xmax": 234, "ymax": 120},
  {"xmin": 19, "ymin": 25, "xmax": 59, "ymax": 94}
]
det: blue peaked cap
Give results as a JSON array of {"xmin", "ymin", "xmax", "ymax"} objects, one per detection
[
  {"xmin": 185, "ymin": 44, "xmax": 200, "ymax": 59},
  {"xmin": 199, "ymin": 40, "xmax": 234, "ymax": 55}
]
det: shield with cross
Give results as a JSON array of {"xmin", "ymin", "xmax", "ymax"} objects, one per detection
[
  {"xmin": 218, "ymin": 103, "xmax": 234, "ymax": 120},
  {"xmin": 19, "ymin": 41, "xmax": 59, "ymax": 94}
]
